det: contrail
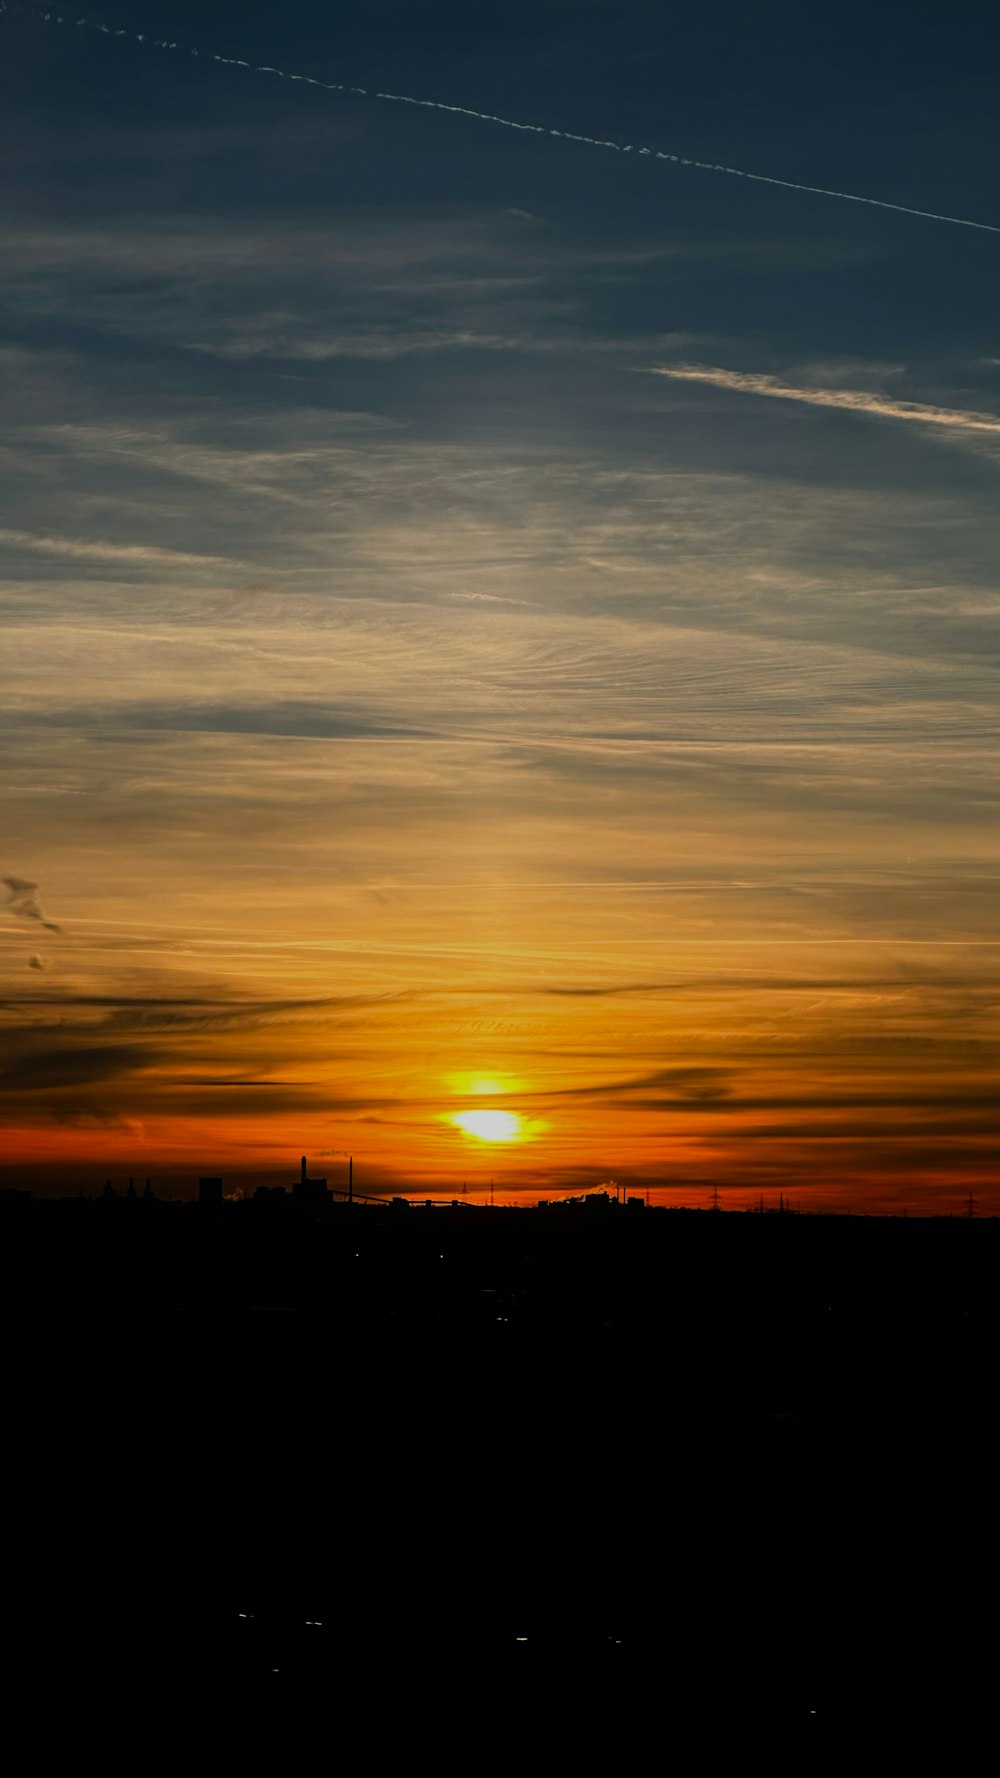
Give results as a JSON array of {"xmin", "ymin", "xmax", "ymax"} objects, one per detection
[{"xmin": 3, "ymin": 1, "xmax": 999, "ymax": 235}]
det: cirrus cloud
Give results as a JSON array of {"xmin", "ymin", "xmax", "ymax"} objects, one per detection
[{"xmin": 647, "ymin": 363, "xmax": 1000, "ymax": 435}]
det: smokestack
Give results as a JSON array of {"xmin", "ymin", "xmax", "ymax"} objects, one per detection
[
  {"xmin": 301, "ymin": 1155, "xmax": 307, "ymax": 1184},
  {"xmin": 349, "ymin": 1156, "xmax": 353, "ymax": 1204}
]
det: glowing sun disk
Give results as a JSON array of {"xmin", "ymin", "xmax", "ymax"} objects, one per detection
[{"xmin": 452, "ymin": 1110, "xmax": 522, "ymax": 1142}]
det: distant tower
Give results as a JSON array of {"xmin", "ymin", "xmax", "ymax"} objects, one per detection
[
  {"xmin": 293, "ymin": 1154, "xmax": 329, "ymax": 1208},
  {"xmin": 710, "ymin": 1184, "xmax": 721, "ymax": 1213},
  {"xmin": 966, "ymin": 1191, "xmax": 977, "ymax": 1219},
  {"xmin": 348, "ymin": 1157, "xmax": 353, "ymax": 1205}
]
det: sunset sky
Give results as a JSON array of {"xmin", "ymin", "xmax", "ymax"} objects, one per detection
[{"xmin": 2, "ymin": 0, "xmax": 998, "ymax": 1208}]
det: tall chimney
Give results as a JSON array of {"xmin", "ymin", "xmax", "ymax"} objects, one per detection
[
  {"xmin": 301, "ymin": 1155, "xmax": 307, "ymax": 1184},
  {"xmin": 348, "ymin": 1157, "xmax": 353, "ymax": 1204}
]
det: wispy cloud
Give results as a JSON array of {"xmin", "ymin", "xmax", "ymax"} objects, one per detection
[
  {"xmin": 647, "ymin": 363, "xmax": 1000, "ymax": 435},
  {"xmin": 24, "ymin": 699, "xmax": 434, "ymax": 741},
  {"xmin": 198, "ymin": 325, "xmax": 706, "ymax": 363},
  {"xmin": 0, "ymin": 1042, "xmax": 157, "ymax": 1093},
  {"xmin": 3, "ymin": 876, "xmax": 61, "ymax": 933},
  {"xmin": 0, "ymin": 527, "xmax": 234, "ymax": 566}
]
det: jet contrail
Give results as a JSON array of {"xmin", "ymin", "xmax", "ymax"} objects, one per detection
[{"xmin": 4, "ymin": 1, "xmax": 999, "ymax": 235}]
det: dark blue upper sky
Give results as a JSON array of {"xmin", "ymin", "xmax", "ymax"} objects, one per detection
[
  {"xmin": 2, "ymin": 0, "xmax": 997, "ymax": 576},
  {"xmin": 2, "ymin": 2, "xmax": 997, "ymax": 373}
]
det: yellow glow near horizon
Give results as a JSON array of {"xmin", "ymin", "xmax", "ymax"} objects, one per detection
[
  {"xmin": 447, "ymin": 1074, "xmax": 520, "ymax": 1098},
  {"xmin": 452, "ymin": 1109, "xmax": 523, "ymax": 1142}
]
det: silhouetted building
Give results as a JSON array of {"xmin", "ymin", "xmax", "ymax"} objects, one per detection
[
  {"xmin": 293, "ymin": 1155, "xmax": 329, "ymax": 1208},
  {"xmin": 0, "ymin": 1188, "xmax": 32, "ymax": 1214},
  {"xmin": 199, "ymin": 1177, "xmax": 224, "ymax": 1207},
  {"xmin": 252, "ymin": 1186, "xmax": 290, "ymax": 1217}
]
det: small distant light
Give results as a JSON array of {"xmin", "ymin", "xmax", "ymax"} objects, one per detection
[{"xmin": 516, "ymin": 1637, "xmax": 528, "ymax": 1641}]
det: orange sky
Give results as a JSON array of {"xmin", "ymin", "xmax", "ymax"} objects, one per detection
[{"xmin": 4, "ymin": 732, "xmax": 999, "ymax": 1212}]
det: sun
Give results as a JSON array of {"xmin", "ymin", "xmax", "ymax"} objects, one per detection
[{"xmin": 452, "ymin": 1109, "xmax": 523, "ymax": 1142}]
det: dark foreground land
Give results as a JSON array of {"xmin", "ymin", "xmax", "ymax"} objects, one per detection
[{"xmin": 4, "ymin": 1196, "xmax": 997, "ymax": 1721}]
